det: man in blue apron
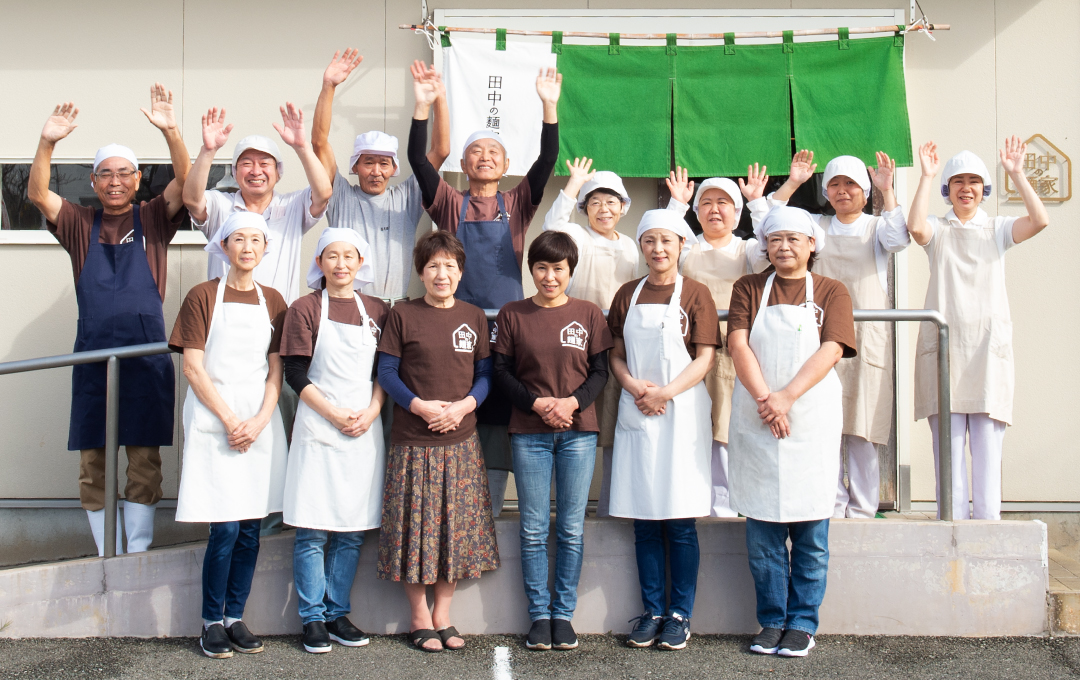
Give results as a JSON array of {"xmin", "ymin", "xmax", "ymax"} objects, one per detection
[
  {"xmin": 406, "ymin": 66, "xmax": 562, "ymax": 512},
  {"xmin": 27, "ymin": 86, "xmax": 191, "ymax": 556}
]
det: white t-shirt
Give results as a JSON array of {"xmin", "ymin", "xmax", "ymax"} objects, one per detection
[
  {"xmin": 925, "ymin": 208, "xmax": 1017, "ymax": 266},
  {"xmin": 194, "ymin": 188, "xmax": 322, "ymax": 304}
]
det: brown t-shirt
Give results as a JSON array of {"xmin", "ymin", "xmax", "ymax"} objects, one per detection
[
  {"xmin": 279, "ymin": 290, "xmax": 391, "ymax": 357},
  {"xmin": 607, "ymin": 277, "xmax": 723, "ymax": 358},
  {"xmin": 168, "ymin": 278, "xmax": 288, "ymax": 354},
  {"xmin": 728, "ymin": 272, "xmax": 857, "ymax": 358},
  {"xmin": 377, "ymin": 298, "xmax": 491, "ymax": 446},
  {"xmin": 494, "ymin": 298, "xmax": 614, "ymax": 434},
  {"xmin": 426, "ymin": 179, "xmax": 536, "ymax": 267},
  {"xmin": 48, "ymin": 196, "xmax": 188, "ymax": 301}
]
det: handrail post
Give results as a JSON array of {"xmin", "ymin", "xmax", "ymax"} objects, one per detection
[
  {"xmin": 936, "ymin": 322, "xmax": 952, "ymax": 521},
  {"xmin": 103, "ymin": 355, "xmax": 120, "ymax": 558}
]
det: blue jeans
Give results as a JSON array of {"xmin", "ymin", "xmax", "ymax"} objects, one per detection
[
  {"xmin": 202, "ymin": 519, "xmax": 262, "ymax": 621},
  {"xmin": 511, "ymin": 430, "xmax": 597, "ymax": 621},
  {"xmin": 744, "ymin": 517, "xmax": 830, "ymax": 635},
  {"xmin": 293, "ymin": 528, "xmax": 365, "ymax": 624},
  {"xmin": 633, "ymin": 518, "xmax": 699, "ymax": 619}
]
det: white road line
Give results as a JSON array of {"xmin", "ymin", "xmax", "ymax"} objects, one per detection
[{"xmin": 493, "ymin": 645, "xmax": 512, "ymax": 680}]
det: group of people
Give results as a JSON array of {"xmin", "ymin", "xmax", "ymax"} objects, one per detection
[{"xmin": 27, "ymin": 48, "xmax": 1048, "ymax": 661}]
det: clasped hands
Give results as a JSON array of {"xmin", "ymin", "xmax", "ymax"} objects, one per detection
[
  {"xmin": 411, "ymin": 397, "xmax": 476, "ymax": 434},
  {"xmin": 756, "ymin": 390, "xmax": 795, "ymax": 440},
  {"xmin": 626, "ymin": 378, "xmax": 670, "ymax": 417},
  {"xmin": 532, "ymin": 396, "xmax": 579, "ymax": 429},
  {"xmin": 326, "ymin": 405, "xmax": 381, "ymax": 438},
  {"xmin": 223, "ymin": 413, "xmax": 269, "ymax": 453}
]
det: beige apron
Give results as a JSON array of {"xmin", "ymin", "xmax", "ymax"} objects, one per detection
[
  {"xmin": 915, "ymin": 213, "xmax": 1014, "ymax": 424},
  {"xmin": 812, "ymin": 216, "xmax": 893, "ymax": 445},
  {"xmin": 569, "ymin": 229, "xmax": 640, "ymax": 448},
  {"xmin": 680, "ymin": 240, "xmax": 752, "ymax": 444}
]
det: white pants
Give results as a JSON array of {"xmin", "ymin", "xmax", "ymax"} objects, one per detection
[
  {"xmin": 834, "ymin": 435, "xmax": 880, "ymax": 519},
  {"xmin": 596, "ymin": 447, "xmax": 613, "ymax": 518},
  {"xmin": 710, "ymin": 441, "xmax": 737, "ymax": 518},
  {"xmin": 928, "ymin": 413, "xmax": 1006, "ymax": 520},
  {"xmin": 487, "ymin": 469, "xmax": 509, "ymax": 518}
]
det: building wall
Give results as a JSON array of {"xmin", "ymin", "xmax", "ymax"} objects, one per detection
[{"xmin": 0, "ymin": 0, "xmax": 1075, "ymax": 503}]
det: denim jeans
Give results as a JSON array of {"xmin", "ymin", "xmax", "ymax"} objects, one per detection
[
  {"xmin": 744, "ymin": 517, "xmax": 830, "ymax": 635},
  {"xmin": 293, "ymin": 528, "xmax": 365, "ymax": 624},
  {"xmin": 633, "ymin": 518, "xmax": 700, "ymax": 619},
  {"xmin": 202, "ymin": 519, "xmax": 262, "ymax": 621},
  {"xmin": 511, "ymin": 430, "xmax": 597, "ymax": 621}
]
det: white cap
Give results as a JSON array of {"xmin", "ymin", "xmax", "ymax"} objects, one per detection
[
  {"xmin": 462, "ymin": 130, "xmax": 507, "ymax": 158},
  {"xmin": 756, "ymin": 206, "xmax": 826, "ymax": 253},
  {"xmin": 92, "ymin": 144, "xmax": 139, "ymax": 173},
  {"xmin": 349, "ymin": 131, "xmax": 400, "ymax": 176},
  {"xmin": 821, "ymin": 155, "xmax": 871, "ymax": 200},
  {"xmin": 635, "ymin": 209, "xmax": 697, "ymax": 246},
  {"xmin": 232, "ymin": 135, "xmax": 284, "ymax": 177},
  {"xmin": 204, "ymin": 211, "xmax": 272, "ymax": 265},
  {"xmin": 693, "ymin": 177, "xmax": 743, "ymax": 214},
  {"xmin": 306, "ymin": 228, "xmax": 375, "ymax": 291},
  {"xmin": 940, "ymin": 150, "xmax": 992, "ymax": 205},
  {"xmin": 577, "ymin": 171, "xmax": 631, "ymax": 214}
]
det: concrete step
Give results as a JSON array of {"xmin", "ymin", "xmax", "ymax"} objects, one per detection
[{"xmin": 0, "ymin": 517, "xmax": 1049, "ymax": 638}]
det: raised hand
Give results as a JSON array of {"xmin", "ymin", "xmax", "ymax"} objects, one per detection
[
  {"xmin": 324, "ymin": 49, "xmax": 363, "ymax": 87},
  {"xmin": 139, "ymin": 82, "xmax": 177, "ymax": 131},
  {"xmin": 666, "ymin": 166, "xmax": 695, "ymax": 205},
  {"xmin": 1000, "ymin": 135, "xmax": 1027, "ymax": 175},
  {"xmin": 868, "ymin": 151, "xmax": 896, "ymax": 193},
  {"xmin": 201, "ymin": 107, "xmax": 233, "ymax": 152},
  {"xmin": 918, "ymin": 141, "xmax": 940, "ymax": 178},
  {"xmin": 739, "ymin": 163, "xmax": 769, "ymax": 201},
  {"xmin": 411, "ymin": 60, "xmax": 441, "ymax": 106},
  {"xmin": 273, "ymin": 102, "xmax": 308, "ymax": 149},
  {"xmin": 788, "ymin": 150, "xmax": 817, "ymax": 185},
  {"xmin": 41, "ymin": 102, "xmax": 79, "ymax": 144},
  {"xmin": 536, "ymin": 67, "xmax": 562, "ymax": 105}
]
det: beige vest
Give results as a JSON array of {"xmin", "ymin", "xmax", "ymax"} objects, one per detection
[
  {"xmin": 914, "ymin": 214, "xmax": 1014, "ymax": 424},
  {"xmin": 812, "ymin": 216, "xmax": 894, "ymax": 445}
]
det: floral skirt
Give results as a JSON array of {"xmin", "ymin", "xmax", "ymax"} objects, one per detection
[{"xmin": 377, "ymin": 432, "xmax": 500, "ymax": 584}]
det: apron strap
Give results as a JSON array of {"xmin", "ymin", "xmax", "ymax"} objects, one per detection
[
  {"xmin": 459, "ymin": 191, "xmax": 471, "ymax": 224},
  {"xmin": 90, "ymin": 209, "xmax": 103, "ymax": 246},
  {"xmin": 755, "ymin": 273, "xmax": 777, "ymax": 328}
]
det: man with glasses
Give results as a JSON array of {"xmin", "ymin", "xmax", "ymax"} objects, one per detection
[{"xmin": 27, "ymin": 84, "xmax": 191, "ymax": 557}]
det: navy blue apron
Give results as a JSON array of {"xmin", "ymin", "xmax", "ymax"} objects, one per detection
[
  {"xmin": 67, "ymin": 207, "xmax": 175, "ymax": 450},
  {"xmin": 453, "ymin": 191, "xmax": 520, "ymax": 434}
]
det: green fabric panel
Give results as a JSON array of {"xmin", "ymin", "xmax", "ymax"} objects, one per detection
[
  {"xmin": 673, "ymin": 45, "xmax": 792, "ymax": 177},
  {"xmin": 608, "ymin": 33, "xmax": 621, "ymax": 55},
  {"xmin": 838, "ymin": 27, "xmax": 850, "ymax": 50},
  {"xmin": 555, "ymin": 46, "xmax": 672, "ymax": 177},
  {"xmin": 666, "ymin": 33, "xmax": 677, "ymax": 56},
  {"xmin": 495, "ymin": 28, "xmax": 506, "ymax": 51},
  {"xmin": 551, "ymin": 31, "xmax": 563, "ymax": 54},
  {"xmin": 438, "ymin": 26, "xmax": 451, "ymax": 48},
  {"xmin": 789, "ymin": 36, "xmax": 913, "ymax": 167}
]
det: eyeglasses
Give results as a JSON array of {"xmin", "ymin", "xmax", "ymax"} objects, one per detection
[
  {"xmin": 93, "ymin": 169, "xmax": 138, "ymax": 181},
  {"xmin": 587, "ymin": 198, "xmax": 623, "ymax": 210}
]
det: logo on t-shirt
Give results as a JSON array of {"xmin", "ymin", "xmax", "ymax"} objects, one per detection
[
  {"xmin": 679, "ymin": 307, "xmax": 690, "ymax": 338},
  {"xmin": 453, "ymin": 324, "xmax": 478, "ymax": 353},
  {"xmin": 367, "ymin": 318, "xmax": 382, "ymax": 340},
  {"xmin": 489, "ymin": 321, "xmax": 499, "ymax": 343},
  {"xmin": 803, "ymin": 301, "xmax": 825, "ymax": 328},
  {"xmin": 560, "ymin": 321, "xmax": 589, "ymax": 351}
]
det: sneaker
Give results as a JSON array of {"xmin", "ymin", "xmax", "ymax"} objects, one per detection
[
  {"xmin": 750, "ymin": 627, "xmax": 783, "ymax": 655},
  {"xmin": 326, "ymin": 617, "xmax": 370, "ymax": 647},
  {"xmin": 777, "ymin": 629, "xmax": 815, "ymax": 657},
  {"xmin": 302, "ymin": 621, "xmax": 333, "ymax": 654},
  {"xmin": 226, "ymin": 621, "xmax": 264, "ymax": 654},
  {"xmin": 525, "ymin": 618, "xmax": 551, "ymax": 651},
  {"xmin": 200, "ymin": 623, "xmax": 233, "ymax": 659},
  {"xmin": 656, "ymin": 613, "xmax": 691, "ymax": 650},
  {"xmin": 551, "ymin": 619, "xmax": 578, "ymax": 650},
  {"xmin": 626, "ymin": 612, "xmax": 662, "ymax": 648}
]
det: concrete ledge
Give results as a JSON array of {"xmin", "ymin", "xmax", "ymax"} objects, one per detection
[{"xmin": 0, "ymin": 518, "xmax": 1049, "ymax": 638}]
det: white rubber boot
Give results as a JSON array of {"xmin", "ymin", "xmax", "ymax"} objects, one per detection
[
  {"xmin": 86, "ymin": 508, "xmax": 124, "ymax": 557},
  {"xmin": 123, "ymin": 501, "xmax": 157, "ymax": 553}
]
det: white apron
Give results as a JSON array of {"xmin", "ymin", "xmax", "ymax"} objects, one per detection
[
  {"xmin": 569, "ymin": 229, "xmax": 641, "ymax": 448},
  {"xmin": 176, "ymin": 281, "xmax": 288, "ymax": 523},
  {"xmin": 284, "ymin": 290, "xmax": 386, "ymax": 531},
  {"xmin": 609, "ymin": 275, "xmax": 712, "ymax": 520},
  {"xmin": 914, "ymin": 215, "xmax": 1014, "ymax": 424},
  {"xmin": 681, "ymin": 240, "xmax": 752, "ymax": 444},
  {"xmin": 812, "ymin": 218, "xmax": 893, "ymax": 445},
  {"xmin": 729, "ymin": 273, "xmax": 843, "ymax": 523}
]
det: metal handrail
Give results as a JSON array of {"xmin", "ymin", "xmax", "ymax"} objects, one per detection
[{"xmin": 0, "ymin": 341, "xmax": 172, "ymax": 557}]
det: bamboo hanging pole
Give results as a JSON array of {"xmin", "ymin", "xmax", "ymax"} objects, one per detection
[{"xmin": 399, "ymin": 23, "xmax": 948, "ymax": 40}]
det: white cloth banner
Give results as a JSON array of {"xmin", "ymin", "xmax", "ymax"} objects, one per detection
[{"xmin": 441, "ymin": 35, "xmax": 558, "ymax": 177}]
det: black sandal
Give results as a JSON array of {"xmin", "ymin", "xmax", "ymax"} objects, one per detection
[
  {"xmin": 438, "ymin": 626, "xmax": 464, "ymax": 650},
  {"xmin": 409, "ymin": 628, "xmax": 443, "ymax": 652}
]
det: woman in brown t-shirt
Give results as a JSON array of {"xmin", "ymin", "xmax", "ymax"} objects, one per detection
[
  {"xmin": 491, "ymin": 231, "xmax": 613, "ymax": 650},
  {"xmin": 374, "ymin": 231, "xmax": 498, "ymax": 653}
]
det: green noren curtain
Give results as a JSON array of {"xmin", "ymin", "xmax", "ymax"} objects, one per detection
[{"xmin": 555, "ymin": 46, "xmax": 672, "ymax": 177}]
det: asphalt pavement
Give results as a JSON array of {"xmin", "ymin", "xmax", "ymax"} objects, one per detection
[{"xmin": 1, "ymin": 633, "xmax": 1078, "ymax": 679}]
